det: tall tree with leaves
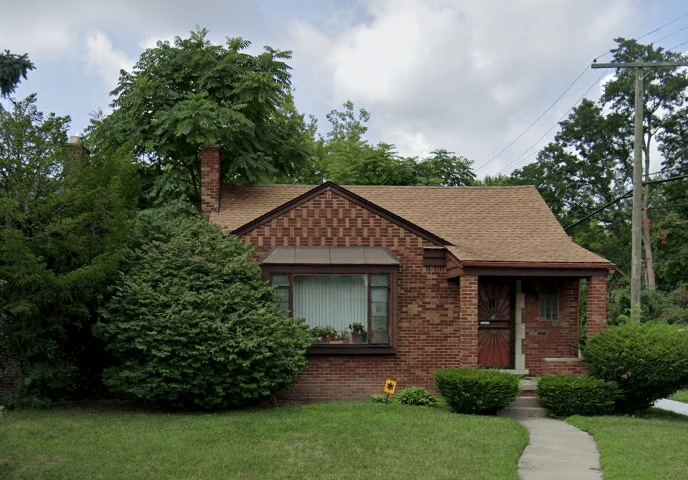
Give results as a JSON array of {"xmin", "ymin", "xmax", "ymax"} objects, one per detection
[
  {"xmin": 296, "ymin": 101, "xmax": 475, "ymax": 186},
  {"xmin": 1, "ymin": 95, "xmax": 137, "ymax": 398},
  {"xmin": 0, "ymin": 50, "xmax": 34, "ymax": 98},
  {"xmin": 512, "ymin": 38, "xmax": 688, "ymax": 287},
  {"xmin": 88, "ymin": 28, "xmax": 311, "ymax": 207}
]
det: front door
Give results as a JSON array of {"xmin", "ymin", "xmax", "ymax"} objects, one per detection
[{"xmin": 477, "ymin": 279, "xmax": 514, "ymax": 368}]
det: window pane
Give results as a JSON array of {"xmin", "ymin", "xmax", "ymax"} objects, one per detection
[
  {"xmin": 294, "ymin": 275, "xmax": 367, "ymax": 332},
  {"xmin": 371, "ymin": 274, "xmax": 389, "ymax": 286},
  {"xmin": 371, "ymin": 302, "xmax": 388, "ymax": 316},
  {"xmin": 271, "ymin": 275, "xmax": 290, "ymax": 287},
  {"xmin": 371, "ymin": 316, "xmax": 388, "ymax": 330},
  {"xmin": 539, "ymin": 292, "xmax": 558, "ymax": 320},
  {"xmin": 371, "ymin": 288, "xmax": 388, "ymax": 303}
]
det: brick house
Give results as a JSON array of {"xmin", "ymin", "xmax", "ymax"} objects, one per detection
[{"xmin": 201, "ymin": 146, "xmax": 613, "ymax": 401}]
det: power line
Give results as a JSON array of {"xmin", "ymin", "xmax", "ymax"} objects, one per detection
[
  {"xmin": 654, "ymin": 24, "xmax": 688, "ymax": 44},
  {"xmin": 476, "ymin": 13, "xmax": 688, "ymax": 175},
  {"xmin": 638, "ymin": 13, "xmax": 688, "ymax": 41},
  {"xmin": 564, "ymin": 175, "xmax": 688, "ymax": 232},
  {"xmin": 475, "ymin": 67, "xmax": 589, "ymax": 172},
  {"xmin": 497, "ymin": 73, "xmax": 607, "ymax": 175}
]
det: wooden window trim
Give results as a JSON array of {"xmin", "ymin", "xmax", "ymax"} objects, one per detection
[{"xmin": 263, "ymin": 264, "xmax": 398, "ymax": 354}]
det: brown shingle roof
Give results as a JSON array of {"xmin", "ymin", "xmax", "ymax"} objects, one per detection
[{"xmin": 211, "ymin": 184, "xmax": 612, "ymax": 266}]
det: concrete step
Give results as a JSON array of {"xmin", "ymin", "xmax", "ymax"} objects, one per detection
[{"xmin": 498, "ymin": 396, "xmax": 549, "ymax": 419}]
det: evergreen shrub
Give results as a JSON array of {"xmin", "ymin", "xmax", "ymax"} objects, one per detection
[
  {"xmin": 584, "ymin": 322, "xmax": 688, "ymax": 412},
  {"xmin": 536, "ymin": 374, "xmax": 620, "ymax": 417},
  {"xmin": 395, "ymin": 387, "xmax": 437, "ymax": 406},
  {"xmin": 433, "ymin": 367, "xmax": 520, "ymax": 414},
  {"xmin": 93, "ymin": 223, "xmax": 311, "ymax": 409}
]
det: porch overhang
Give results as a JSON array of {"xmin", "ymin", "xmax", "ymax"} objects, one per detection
[{"xmin": 446, "ymin": 261, "xmax": 614, "ymax": 279}]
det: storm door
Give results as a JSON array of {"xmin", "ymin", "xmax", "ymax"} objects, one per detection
[{"xmin": 477, "ymin": 279, "xmax": 514, "ymax": 368}]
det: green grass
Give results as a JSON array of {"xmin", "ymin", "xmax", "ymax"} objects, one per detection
[
  {"xmin": 567, "ymin": 409, "xmax": 688, "ymax": 480},
  {"xmin": 669, "ymin": 390, "xmax": 688, "ymax": 403},
  {"xmin": 0, "ymin": 402, "xmax": 528, "ymax": 480}
]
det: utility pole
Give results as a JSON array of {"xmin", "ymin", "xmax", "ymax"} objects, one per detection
[{"xmin": 591, "ymin": 60, "xmax": 688, "ymax": 320}]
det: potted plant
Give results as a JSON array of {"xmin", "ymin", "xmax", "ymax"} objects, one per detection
[
  {"xmin": 348, "ymin": 322, "xmax": 367, "ymax": 344},
  {"xmin": 312, "ymin": 326, "xmax": 337, "ymax": 343},
  {"xmin": 333, "ymin": 330, "xmax": 349, "ymax": 344}
]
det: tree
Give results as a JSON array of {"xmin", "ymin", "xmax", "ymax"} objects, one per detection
[
  {"xmin": 295, "ymin": 101, "xmax": 475, "ymax": 186},
  {"xmin": 511, "ymin": 38, "xmax": 688, "ymax": 288},
  {"xmin": 0, "ymin": 95, "xmax": 137, "ymax": 398},
  {"xmin": 88, "ymin": 28, "xmax": 311, "ymax": 207},
  {"xmin": 94, "ymin": 219, "xmax": 311, "ymax": 409},
  {"xmin": 0, "ymin": 50, "xmax": 34, "ymax": 98}
]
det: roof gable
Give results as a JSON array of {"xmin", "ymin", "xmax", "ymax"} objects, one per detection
[
  {"xmin": 211, "ymin": 183, "xmax": 613, "ymax": 267},
  {"xmin": 229, "ymin": 182, "xmax": 450, "ymax": 246}
]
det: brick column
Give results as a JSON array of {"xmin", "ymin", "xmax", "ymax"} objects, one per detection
[
  {"xmin": 201, "ymin": 145, "xmax": 222, "ymax": 216},
  {"xmin": 586, "ymin": 275, "xmax": 607, "ymax": 340},
  {"xmin": 458, "ymin": 275, "xmax": 478, "ymax": 367}
]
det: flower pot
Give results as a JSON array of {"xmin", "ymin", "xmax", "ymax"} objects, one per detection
[{"xmin": 351, "ymin": 332, "xmax": 366, "ymax": 344}]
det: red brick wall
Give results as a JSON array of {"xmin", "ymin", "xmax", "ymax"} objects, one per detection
[
  {"xmin": 241, "ymin": 189, "xmax": 463, "ymax": 400},
  {"xmin": 586, "ymin": 275, "xmax": 607, "ymax": 340},
  {"xmin": 458, "ymin": 275, "xmax": 478, "ymax": 367},
  {"xmin": 201, "ymin": 145, "xmax": 221, "ymax": 216},
  {"xmin": 521, "ymin": 278, "xmax": 582, "ymax": 377}
]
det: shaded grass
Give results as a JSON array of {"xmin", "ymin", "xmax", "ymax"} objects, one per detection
[
  {"xmin": 669, "ymin": 390, "xmax": 688, "ymax": 403},
  {"xmin": 0, "ymin": 402, "xmax": 528, "ymax": 480},
  {"xmin": 567, "ymin": 409, "xmax": 688, "ymax": 480}
]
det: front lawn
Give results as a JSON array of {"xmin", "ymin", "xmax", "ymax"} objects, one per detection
[
  {"xmin": 567, "ymin": 409, "xmax": 688, "ymax": 480},
  {"xmin": 669, "ymin": 390, "xmax": 688, "ymax": 403},
  {"xmin": 0, "ymin": 402, "xmax": 528, "ymax": 480}
]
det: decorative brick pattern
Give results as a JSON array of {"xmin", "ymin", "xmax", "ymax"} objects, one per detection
[
  {"xmin": 241, "ymin": 189, "xmax": 463, "ymax": 400},
  {"xmin": 201, "ymin": 145, "xmax": 222, "ymax": 215}
]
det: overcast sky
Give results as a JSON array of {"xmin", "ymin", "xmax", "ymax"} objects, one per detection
[{"xmin": 2, "ymin": 0, "xmax": 686, "ymax": 177}]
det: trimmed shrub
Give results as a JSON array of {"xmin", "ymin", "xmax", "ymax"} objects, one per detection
[
  {"xmin": 395, "ymin": 387, "xmax": 438, "ymax": 406},
  {"xmin": 584, "ymin": 322, "xmax": 688, "ymax": 412},
  {"xmin": 94, "ymin": 223, "xmax": 312, "ymax": 410},
  {"xmin": 537, "ymin": 374, "xmax": 620, "ymax": 417},
  {"xmin": 433, "ymin": 367, "xmax": 521, "ymax": 414}
]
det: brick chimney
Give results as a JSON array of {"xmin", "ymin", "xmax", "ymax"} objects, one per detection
[
  {"xmin": 201, "ymin": 145, "xmax": 222, "ymax": 215},
  {"xmin": 66, "ymin": 135, "xmax": 86, "ymax": 164}
]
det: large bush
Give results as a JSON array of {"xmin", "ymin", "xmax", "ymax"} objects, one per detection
[
  {"xmin": 537, "ymin": 374, "xmax": 620, "ymax": 417},
  {"xmin": 93, "ymin": 223, "xmax": 311, "ymax": 409},
  {"xmin": 433, "ymin": 367, "xmax": 520, "ymax": 414},
  {"xmin": 584, "ymin": 322, "xmax": 688, "ymax": 412}
]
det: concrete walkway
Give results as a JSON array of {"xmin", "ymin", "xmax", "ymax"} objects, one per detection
[
  {"xmin": 499, "ymin": 394, "xmax": 603, "ymax": 479},
  {"xmin": 654, "ymin": 398, "xmax": 688, "ymax": 416},
  {"xmin": 517, "ymin": 418, "xmax": 603, "ymax": 480}
]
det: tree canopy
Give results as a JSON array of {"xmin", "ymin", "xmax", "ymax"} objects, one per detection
[
  {"xmin": 0, "ymin": 94, "xmax": 137, "ymax": 393},
  {"xmin": 510, "ymin": 38, "xmax": 688, "ymax": 289},
  {"xmin": 89, "ymin": 28, "xmax": 311, "ymax": 207},
  {"xmin": 292, "ymin": 101, "xmax": 476, "ymax": 186},
  {"xmin": 0, "ymin": 50, "xmax": 35, "ymax": 98}
]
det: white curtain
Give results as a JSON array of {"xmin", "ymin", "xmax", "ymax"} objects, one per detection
[{"xmin": 293, "ymin": 275, "xmax": 367, "ymax": 331}]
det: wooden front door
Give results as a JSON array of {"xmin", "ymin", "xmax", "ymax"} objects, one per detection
[{"xmin": 477, "ymin": 280, "xmax": 514, "ymax": 368}]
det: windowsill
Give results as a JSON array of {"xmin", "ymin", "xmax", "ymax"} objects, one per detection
[{"xmin": 307, "ymin": 344, "xmax": 397, "ymax": 355}]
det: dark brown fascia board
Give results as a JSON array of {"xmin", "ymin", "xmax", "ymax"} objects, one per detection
[
  {"xmin": 461, "ymin": 267, "xmax": 612, "ymax": 277},
  {"xmin": 460, "ymin": 261, "xmax": 614, "ymax": 269},
  {"xmin": 232, "ymin": 182, "xmax": 451, "ymax": 247}
]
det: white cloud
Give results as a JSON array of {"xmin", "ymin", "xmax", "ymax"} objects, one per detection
[
  {"xmin": 290, "ymin": 0, "xmax": 644, "ymax": 174},
  {"xmin": 85, "ymin": 31, "xmax": 135, "ymax": 88}
]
